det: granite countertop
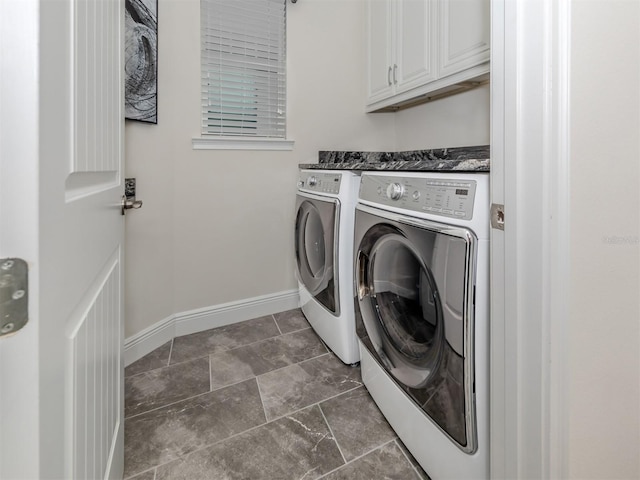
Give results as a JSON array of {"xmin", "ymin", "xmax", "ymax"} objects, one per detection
[{"xmin": 298, "ymin": 145, "xmax": 490, "ymax": 172}]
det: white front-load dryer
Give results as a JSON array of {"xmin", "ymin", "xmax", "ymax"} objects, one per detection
[
  {"xmin": 354, "ymin": 171, "xmax": 490, "ymax": 479},
  {"xmin": 295, "ymin": 169, "xmax": 360, "ymax": 365}
]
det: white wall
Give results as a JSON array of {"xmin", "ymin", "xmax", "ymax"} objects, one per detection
[
  {"xmin": 395, "ymin": 84, "xmax": 490, "ymax": 150},
  {"xmin": 569, "ymin": 0, "xmax": 640, "ymax": 477},
  {"xmin": 124, "ymin": 0, "xmax": 400, "ymax": 337}
]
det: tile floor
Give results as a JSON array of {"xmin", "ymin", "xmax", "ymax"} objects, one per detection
[{"xmin": 124, "ymin": 309, "xmax": 431, "ymax": 480}]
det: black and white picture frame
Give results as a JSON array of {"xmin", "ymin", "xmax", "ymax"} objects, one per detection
[{"xmin": 125, "ymin": 0, "xmax": 158, "ymax": 124}]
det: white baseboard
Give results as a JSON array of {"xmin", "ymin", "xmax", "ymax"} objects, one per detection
[
  {"xmin": 124, "ymin": 289, "xmax": 299, "ymax": 367},
  {"xmin": 123, "ymin": 315, "xmax": 176, "ymax": 367}
]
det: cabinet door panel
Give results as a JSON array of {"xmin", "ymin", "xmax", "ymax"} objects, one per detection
[
  {"xmin": 367, "ymin": 0, "xmax": 394, "ymax": 102},
  {"xmin": 439, "ymin": 0, "xmax": 490, "ymax": 77},
  {"xmin": 396, "ymin": 0, "xmax": 436, "ymax": 93}
]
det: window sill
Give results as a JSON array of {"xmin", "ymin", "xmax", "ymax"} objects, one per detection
[{"xmin": 192, "ymin": 136, "xmax": 295, "ymax": 151}]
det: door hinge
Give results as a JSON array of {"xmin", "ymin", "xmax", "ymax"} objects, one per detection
[
  {"xmin": 0, "ymin": 258, "xmax": 28, "ymax": 338},
  {"xmin": 491, "ymin": 203, "xmax": 505, "ymax": 230}
]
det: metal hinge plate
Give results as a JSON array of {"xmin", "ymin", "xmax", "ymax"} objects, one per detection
[
  {"xmin": 0, "ymin": 258, "xmax": 28, "ymax": 338},
  {"xmin": 491, "ymin": 203, "xmax": 505, "ymax": 230}
]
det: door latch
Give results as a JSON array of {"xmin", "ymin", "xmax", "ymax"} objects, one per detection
[
  {"xmin": 491, "ymin": 203, "xmax": 505, "ymax": 230},
  {"xmin": 0, "ymin": 258, "xmax": 28, "ymax": 338}
]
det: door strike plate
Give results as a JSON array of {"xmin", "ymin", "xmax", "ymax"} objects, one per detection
[
  {"xmin": 491, "ymin": 203, "xmax": 505, "ymax": 230},
  {"xmin": 125, "ymin": 177, "xmax": 136, "ymax": 200},
  {"xmin": 0, "ymin": 258, "xmax": 28, "ymax": 338}
]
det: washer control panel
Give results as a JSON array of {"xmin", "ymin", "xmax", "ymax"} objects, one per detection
[
  {"xmin": 360, "ymin": 174, "xmax": 477, "ymax": 220},
  {"xmin": 298, "ymin": 171, "xmax": 342, "ymax": 194}
]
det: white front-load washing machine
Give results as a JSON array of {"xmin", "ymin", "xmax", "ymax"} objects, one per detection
[
  {"xmin": 295, "ymin": 169, "xmax": 360, "ymax": 365},
  {"xmin": 354, "ymin": 171, "xmax": 489, "ymax": 479}
]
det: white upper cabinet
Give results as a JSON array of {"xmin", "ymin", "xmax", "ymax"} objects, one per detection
[
  {"xmin": 438, "ymin": 0, "xmax": 490, "ymax": 77},
  {"xmin": 366, "ymin": 0, "xmax": 490, "ymax": 112},
  {"xmin": 396, "ymin": 0, "xmax": 437, "ymax": 93},
  {"xmin": 367, "ymin": 0, "xmax": 394, "ymax": 102}
]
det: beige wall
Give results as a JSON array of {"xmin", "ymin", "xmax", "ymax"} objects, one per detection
[
  {"xmin": 395, "ymin": 84, "xmax": 490, "ymax": 150},
  {"xmin": 124, "ymin": 0, "xmax": 490, "ymax": 338},
  {"xmin": 569, "ymin": 0, "xmax": 640, "ymax": 477}
]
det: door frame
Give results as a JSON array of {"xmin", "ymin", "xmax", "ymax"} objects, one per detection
[{"xmin": 490, "ymin": 0, "xmax": 571, "ymax": 478}]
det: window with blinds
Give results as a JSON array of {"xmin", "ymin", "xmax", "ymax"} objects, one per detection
[{"xmin": 201, "ymin": 0, "xmax": 286, "ymax": 138}]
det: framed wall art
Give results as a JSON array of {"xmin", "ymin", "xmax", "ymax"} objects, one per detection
[{"xmin": 125, "ymin": 0, "xmax": 158, "ymax": 124}]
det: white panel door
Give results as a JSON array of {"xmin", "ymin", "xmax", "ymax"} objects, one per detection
[{"xmin": 0, "ymin": 0, "xmax": 125, "ymax": 479}]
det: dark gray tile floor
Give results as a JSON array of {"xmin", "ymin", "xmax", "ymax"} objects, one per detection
[{"xmin": 124, "ymin": 309, "xmax": 430, "ymax": 480}]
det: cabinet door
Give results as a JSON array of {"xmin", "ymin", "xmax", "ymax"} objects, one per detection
[
  {"xmin": 438, "ymin": 0, "xmax": 490, "ymax": 78},
  {"xmin": 395, "ymin": 0, "xmax": 436, "ymax": 94},
  {"xmin": 367, "ymin": 0, "xmax": 394, "ymax": 103}
]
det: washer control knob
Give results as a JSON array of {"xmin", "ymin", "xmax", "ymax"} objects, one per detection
[
  {"xmin": 308, "ymin": 176, "xmax": 318, "ymax": 187},
  {"xmin": 386, "ymin": 182, "xmax": 405, "ymax": 200}
]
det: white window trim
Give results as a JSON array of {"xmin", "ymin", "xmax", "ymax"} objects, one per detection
[{"xmin": 192, "ymin": 136, "xmax": 294, "ymax": 151}]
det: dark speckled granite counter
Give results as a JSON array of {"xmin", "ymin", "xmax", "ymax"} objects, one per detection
[{"xmin": 299, "ymin": 145, "xmax": 489, "ymax": 172}]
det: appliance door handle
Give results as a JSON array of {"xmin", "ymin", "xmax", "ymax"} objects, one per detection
[{"xmin": 357, "ymin": 250, "xmax": 369, "ymax": 300}]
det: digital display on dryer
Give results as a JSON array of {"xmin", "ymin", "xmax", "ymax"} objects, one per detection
[{"xmin": 455, "ymin": 189, "xmax": 469, "ymax": 196}]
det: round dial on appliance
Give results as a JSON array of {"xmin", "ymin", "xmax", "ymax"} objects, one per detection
[
  {"xmin": 386, "ymin": 182, "xmax": 405, "ymax": 200},
  {"xmin": 308, "ymin": 176, "xmax": 318, "ymax": 187}
]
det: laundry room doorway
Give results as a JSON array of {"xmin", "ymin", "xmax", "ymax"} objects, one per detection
[
  {"xmin": 489, "ymin": 0, "xmax": 571, "ymax": 478},
  {"xmin": 0, "ymin": 1, "xmax": 126, "ymax": 478}
]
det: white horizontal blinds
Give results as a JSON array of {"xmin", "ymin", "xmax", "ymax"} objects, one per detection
[{"xmin": 201, "ymin": 0, "xmax": 286, "ymax": 138}]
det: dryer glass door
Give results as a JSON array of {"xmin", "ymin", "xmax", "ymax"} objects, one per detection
[
  {"xmin": 363, "ymin": 229, "xmax": 444, "ymax": 388},
  {"xmin": 355, "ymin": 208, "xmax": 478, "ymax": 451},
  {"xmin": 295, "ymin": 194, "xmax": 340, "ymax": 314}
]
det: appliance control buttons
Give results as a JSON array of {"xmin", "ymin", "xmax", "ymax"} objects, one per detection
[
  {"xmin": 308, "ymin": 176, "xmax": 318, "ymax": 187},
  {"xmin": 358, "ymin": 175, "xmax": 478, "ymax": 219},
  {"xmin": 386, "ymin": 182, "xmax": 405, "ymax": 200}
]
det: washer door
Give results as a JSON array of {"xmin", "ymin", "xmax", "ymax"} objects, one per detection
[
  {"xmin": 358, "ymin": 226, "xmax": 443, "ymax": 389},
  {"xmin": 295, "ymin": 193, "xmax": 340, "ymax": 314},
  {"xmin": 354, "ymin": 204, "xmax": 478, "ymax": 451}
]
